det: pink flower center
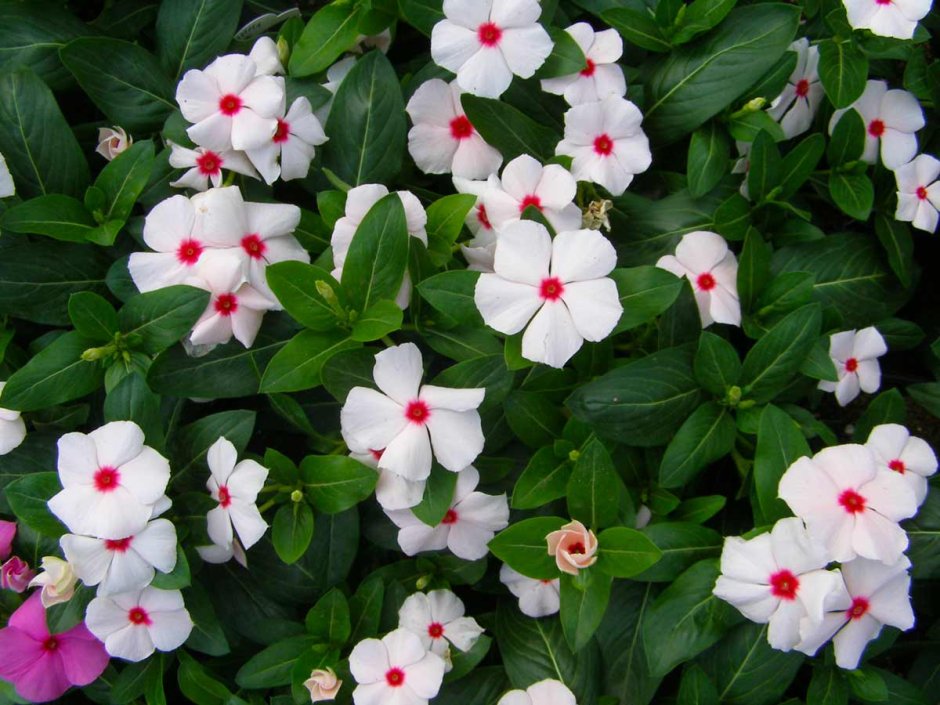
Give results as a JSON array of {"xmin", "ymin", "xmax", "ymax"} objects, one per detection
[
  {"xmin": 847, "ymin": 596, "xmax": 870, "ymax": 618},
  {"xmin": 769, "ymin": 569, "xmax": 800, "ymax": 600},
  {"xmin": 889, "ymin": 459, "xmax": 906, "ymax": 474},
  {"xmin": 273, "ymin": 118, "xmax": 290, "ymax": 143},
  {"xmin": 217, "ymin": 485, "xmax": 232, "ymax": 508},
  {"xmin": 94, "ymin": 466, "xmax": 121, "ymax": 493},
  {"xmin": 795, "ymin": 79, "xmax": 810, "ymax": 97},
  {"xmin": 370, "ymin": 449, "xmax": 385, "ymax": 461},
  {"xmin": 539, "ymin": 277, "xmax": 565, "ymax": 301},
  {"xmin": 476, "ymin": 204, "xmax": 492, "ymax": 230},
  {"xmin": 214, "ymin": 293, "xmax": 238, "ymax": 317},
  {"xmin": 844, "ymin": 357, "xmax": 859, "ymax": 373},
  {"xmin": 105, "ymin": 537, "xmax": 133, "ymax": 553},
  {"xmin": 385, "ymin": 668, "xmax": 406, "ymax": 687},
  {"xmin": 593, "ymin": 134, "xmax": 614, "ymax": 156},
  {"xmin": 176, "ymin": 238, "xmax": 203, "ymax": 265},
  {"xmin": 450, "ymin": 115, "xmax": 474, "ymax": 140},
  {"xmin": 916, "ymin": 186, "xmax": 928, "ymax": 200},
  {"xmin": 875, "ymin": 0, "xmax": 891, "ymax": 5},
  {"xmin": 868, "ymin": 119, "xmax": 885, "ymax": 137},
  {"xmin": 477, "ymin": 22, "xmax": 502, "ymax": 47},
  {"xmin": 697, "ymin": 272, "xmax": 716, "ymax": 291},
  {"xmin": 128, "ymin": 606, "xmax": 152, "ymax": 626},
  {"xmin": 441, "ymin": 509, "xmax": 458, "ymax": 525},
  {"xmin": 196, "ymin": 151, "xmax": 223, "ymax": 176},
  {"xmin": 241, "ymin": 234, "xmax": 267, "ymax": 259},
  {"xmin": 519, "ymin": 194, "xmax": 542, "ymax": 212},
  {"xmin": 839, "ymin": 489, "xmax": 867, "ymax": 514},
  {"xmin": 568, "ymin": 541, "xmax": 586, "ymax": 555},
  {"xmin": 405, "ymin": 400, "xmax": 431, "ymax": 425},
  {"xmin": 580, "ymin": 58, "xmax": 597, "ymax": 77},
  {"xmin": 218, "ymin": 94, "xmax": 243, "ymax": 116},
  {"xmin": 42, "ymin": 636, "xmax": 59, "ymax": 652},
  {"xmin": 428, "ymin": 622, "xmax": 444, "ymax": 639}
]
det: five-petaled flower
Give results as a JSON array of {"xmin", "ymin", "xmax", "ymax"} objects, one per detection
[
  {"xmin": 499, "ymin": 564, "xmax": 561, "ymax": 618},
  {"xmin": 842, "ymin": 0, "xmax": 932, "ymax": 39},
  {"xmin": 205, "ymin": 436, "xmax": 269, "ymax": 553},
  {"xmin": 547, "ymin": 519, "xmax": 598, "ymax": 576},
  {"xmin": 767, "ymin": 39, "xmax": 824, "ymax": 140},
  {"xmin": 168, "ymin": 141, "xmax": 258, "ymax": 192},
  {"xmin": 481, "ymin": 155, "xmax": 582, "ymax": 234},
  {"xmin": 349, "ymin": 628, "xmax": 447, "ymax": 705},
  {"xmin": 817, "ymin": 327, "xmax": 888, "ymax": 407},
  {"xmin": 541, "ymin": 23, "xmax": 626, "ymax": 105},
  {"xmin": 894, "ymin": 153, "xmax": 939, "ymax": 233},
  {"xmin": 245, "ymin": 96, "xmax": 328, "ymax": 184},
  {"xmin": 398, "ymin": 589, "xmax": 485, "ymax": 662},
  {"xmin": 865, "ymin": 423, "xmax": 937, "ymax": 506},
  {"xmin": 496, "ymin": 679, "xmax": 577, "ymax": 705},
  {"xmin": 95, "ymin": 126, "xmax": 133, "ymax": 161},
  {"xmin": 305, "ymin": 667, "xmax": 343, "ymax": 703},
  {"xmin": 86, "ymin": 586, "xmax": 193, "ymax": 662}
]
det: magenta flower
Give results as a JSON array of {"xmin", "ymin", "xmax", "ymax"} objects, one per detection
[
  {"xmin": 1, "ymin": 556, "xmax": 34, "ymax": 592},
  {"xmin": 0, "ymin": 519, "xmax": 15, "ymax": 560},
  {"xmin": 0, "ymin": 591, "xmax": 109, "ymax": 702}
]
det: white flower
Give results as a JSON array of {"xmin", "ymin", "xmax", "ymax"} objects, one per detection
[
  {"xmin": 85, "ymin": 586, "xmax": 193, "ymax": 662},
  {"xmin": 341, "ymin": 343, "xmax": 485, "ymax": 481},
  {"xmin": 60, "ymin": 519, "xmax": 178, "ymax": 596},
  {"xmin": 778, "ymin": 444, "xmax": 918, "ymax": 564},
  {"xmin": 205, "ymin": 437, "xmax": 269, "ymax": 551},
  {"xmin": 431, "ymin": 0, "xmax": 553, "ymax": 99},
  {"xmin": 454, "ymin": 176, "xmax": 498, "ymax": 272},
  {"xmin": 482, "ymin": 155, "xmax": 582, "ymax": 234},
  {"xmin": 195, "ymin": 538, "xmax": 247, "ymax": 568},
  {"xmin": 168, "ymin": 141, "xmax": 258, "ymax": 191},
  {"xmin": 475, "ymin": 221, "xmax": 623, "ymax": 368},
  {"xmin": 556, "ymin": 95, "xmax": 652, "ymax": 196},
  {"xmin": 398, "ymin": 589, "xmax": 484, "ymax": 663},
  {"xmin": 176, "ymin": 54, "xmax": 284, "ymax": 152},
  {"xmin": 27, "ymin": 556, "xmax": 77, "ymax": 608},
  {"xmin": 246, "ymin": 96, "xmax": 328, "ymax": 184},
  {"xmin": 842, "ymin": 0, "xmax": 931, "ymax": 39},
  {"xmin": 499, "ymin": 564, "xmax": 560, "ymax": 618},
  {"xmin": 0, "ymin": 151, "xmax": 14, "ymax": 198},
  {"xmin": 713, "ymin": 518, "xmax": 847, "ymax": 651},
  {"xmin": 865, "ymin": 423, "xmax": 937, "ymax": 506},
  {"xmin": 656, "ymin": 230, "xmax": 740, "ymax": 328},
  {"xmin": 305, "ymin": 667, "xmax": 342, "ymax": 703},
  {"xmin": 248, "ymin": 36, "xmax": 284, "ymax": 76},
  {"xmin": 817, "ymin": 327, "xmax": 888, "ymax": 407},
  {"xmin": 405, "ymin": 79, "xmax": 502, "ymax": 180},
  {"xmin": 351, "ymin": 450, "xmax": 426, "ymax": 511},
  {"xmin": 766, "ymin": 39, "xmax": 823, "ymax": 140},
  {"xmin": 829, "ymin": 81, "xmax": 925, "ymax": 170},
  {"xmin": 541, "ymin": 23, "xmax": 626, "ymax": 106},
  {"xmin": 894, "ymin": 153, "xmax": 940, "ymax": 233},
  {"xmin": 0, "ymin": 381, "xmax": 27, "ymax": 455},
  {"xmin": 796, "ymin": 556, "xmax": 914, "ymax": 669},
  {"xmin": 349, "ymin": 628, "xmax": 446, "ymax": 705},
  {"xmin": 497, "ymin": 679, "xmax": 577, "ymax": 705},
  {"xmin": 315, "ymin": 57, "xmax": 356, "ymax": 125},
  {"xmin": 385, "ymin": 466, "xmax": 509, "ymax": 561},
  {"xmin": 48, "ymin": 421, "xmax": 170, "ymax": 540},
  {"xmin": 95, "ymin": 126, "xmax": 133, "ymax": 161}
]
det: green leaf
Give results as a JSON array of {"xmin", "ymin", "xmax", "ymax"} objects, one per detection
[
  {"xmin": 596, "ymin": 526, "xmax": 663, "ymax": 578},
  {"xmin": 155, "ymin": 0, "xmax": 244, "ymax": 80},
  {"xmin": 610, "ymin": 266, "xmax": 684, "ymax": 334},
  {"xmin": 596, "ymin": 582, "xmax": 662, "ymax": 705},
  {"xmin": 300, "ymin": 455, "xmax": 377, "ymax": 514},
  {"xmin": 305, "ymin": 588, "xmax": 351, "ymax": 645},
  {"xmin": 846, "ymin": 667, "xmax": 889, "ymax": 702},
  {"xmin": 91, "ymin": 139, "xmax": 156, "ymax": 227},
  {"xmin": 808, "ymin": 666, "xmax": 849, "ymax": 705},
  {"xmin": 417, "ymin": 270, "xmax": 483, "ymax": 326},
  {"xmin": 728, "ymin": 110, "xmax": 785, "ymax": 144},
  {"xmin": 747, "ymin": 130, "xmax": 781, "ymax": 203},
  {"xmin": 323, "ymin": 50, "xmax": 406, "ymax": 186},
  {"xmin": 567, "ymin": 437, "xmax": 622, "ymax": 530},
  {"xmin": 671, "ymin": 0, "xmax": 739, "ymax": 44},
  {"xmin": 673, "ymin": 496, "xmax": 726, "ymax": 524},
  {"xmin": 266, "ymin": 262, "xmax": 345, "ymax": 332},
  {"xmin": 260, "ymin": 329, "xmax": 359, "ymax": 393},
  {"xmin": 560, "ymin": 570, "xmax": 613, "ymax": 652},
  {"xmin": 461, "ymin": 94, "xmax": 559, "ymax": 162},
  {"xmin": 635, "ymin": 522, "xmax": 722, "ymax": 581},
  {"xmin": 272, "ymin": 502, "xmax": 315, "ymax": 565},
  {"xmin": 433, "ymin": 355, "xmax": 512, "ymax": 408},
  {"xmin": 425, "ymin": 193, "xmax": 476, "ymax": 266},
  {"xmin": 779, "ymin": 133, "xmax": 825, "ymax": 199},
  {"xmin": 512, "ymin": 446, "xmax": 573, "ymax": 510},
  {"xmin": 659, "ymin": 402, "xmax": 736, "ymax": 488},
  {"xmin": 236, "ymin": 635, "xmax": 318, "ymax": 689},
  {"xmin": 411, "ymin": 464, "xmax": 458, "ymax": 527},
  {"xmin": 694, "ymin": 332, "xmax": 741, "ymax": 396},
  {"xmin": 150, "ymin": 545, "xmax": 190, "ymax": 590},
  {"xmin": 0, "ymin": 195, "xmax": 96, "ymax": 242},
  {"xmin": 737, "ymin": 228, "xmax": 771, "ymax": 318},
  {"xmin": 172, "ymin": 409, "xmax": 255, "ymax": 481},
  {"xmin": 351, "ymin": 299, "xmax": 403, "ymax": 341},
  {"xmin": 874, "ymin": 215, "xmax": 914, "ymax": 288},
  {"xmin": 183, "ymin": 582, "xmax": 229, "ymax": 656},
  {"xmin": 59, "ymin": 38, "xmax": 175, "ymax": 132},
  {"xmin": 505, "ymin": 390, "xmax": 566, "ymax": 448},
  {"xmin": 289, "ymin": 1, "xmax": 363, "ymax": 77},
  {"xmin": 753, "ymin": 404, "xmax": 810, "ymax": 524},
  {"xmin": 602, "ymin": 8, "xmax": 672, "ymax": 53},
  {"xmin": 4, "ymin": 472, "xmax": 64, "ymax": 537},
  {"xmin": 113, "ymin": 656, "xmax": 165, "ymax": 705},
  {"xmin": 0, "ymin": 332, "xmax": 103, "ymax": 411},
  {"xmin": 349, "ymin": 574, "xmax": 384, "ymax": 644},
  {"xmin": 177, "ymin": 651, "xmax": 232, "ymax": 705},
  {"xmin": 537, "ymin": 26, "xmax": 589, "ymax": 77},
  {"xmin": 488, "ymin": 516, "xmax": 566, "ymax": 579},
  {"xmin": 818, "ymin": 39, "xmax": 868, "ymax": 108},
  {"xmin": 69, "ymin": 291, "xmax": 119, "ymax": 342},
  {"xmin": 827, "ymin": 109, "xmax": 865, "ymax": 166},
  {"xmin": 0, "ymin": 2, "xmax": 91, "ymax": 90},
  {"xmin": 119, "ymin": 285, "xmax": 210, "ymax": 354},
  {"xmin": 853, "ymin": 389, "xmax": 906, "ymax": 443},
  {"xmin": 644, "ymin": 4, "xmax": 800, "ymax": 143},
  {"xmin": 829, "ymin": 172, "xmax": 874, "ymax": 221},
  {"xmin": 105, "ymin": 372, "xmax": 164, "ymax": 451},
  {"xmin": 687, "ymin": 123, "xmax": 731, "ymax": 198}
]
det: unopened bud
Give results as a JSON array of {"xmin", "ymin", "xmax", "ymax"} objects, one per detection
[
  {"xmin": 81, "ymin": 345, "xmax": 113, "ymax": 362},
  {"xmin": 290, "ymin": 489, "xmax": 304, "ymax": 503},
  {"xmin": 415, "ymin": 574, "xmax": 432, "ymax": 591}
]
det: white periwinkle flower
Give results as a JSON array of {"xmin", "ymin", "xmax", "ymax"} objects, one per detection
[
  {"xmin": 767, "ymin": 39, "xmax": 823, "ymax": 140},
  {"xmin": 27, "ymin": 556, "xmax": 77, "ymax": 608},
  {"xmin": 541, "ymin": 23, "xmax": 626, "ymax": 105},
  {"xmin": 454, "ymin": 176, "xmax": 498, "ymax": 272},
  {"xmin": 205, "ymin": 436, "xmax": 269, "ymax": 552},
  {"xmin": 248, "ymin": 36, "xmax": 285, "ymax": 77},
  {"xmin": 168, "ymin": 141, "xmax": 258, "ymax": 191},
  {"xmin": 894, "ymin": 153, "xmax": 939, "ymax": 233},
  {"xmin": 499, "ymin": 564, "xmax": 560, "ymax": 618},
  {"xmin": 817, "ymin": 327, "xmax": 888, "ymax": 407},
  {"xmin": 398, "ymin": 589, "xmax": 485, "ymax": 660},
  {"xmin": 349, "ymin": 628, "xmax": 446, "ymax": 705},
  {"xmin": 482, "ymin": 155, "xmax": 582, "ymax": 233},
  {"xmin": 842, "ymin": 0, "xmax": 931, "ymax": 39},
  {"xmin": 245, "ymin": 96, "xmax": 328, "ymax": 184},
  {"xmin": 0, "ymin": 381, "xmax": 26, "ymax": 455},
  {"xmin": 865, "ymin": 423, "xmax": 937, "ymax": 506},
  {"xmin": 497, "ymin": 679, "xmax": 577, "ymax": 705},
  {"xmin": 351, "ymin": 450, "xmax": 426, "ymax": 512},
  {"xmin": 96, "ymin": 126, "xmax": 133, "ymax": 161}
]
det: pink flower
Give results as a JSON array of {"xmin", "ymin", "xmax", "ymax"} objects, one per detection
[
  {"xmin": 0, "ymin": 591, "xmax": 109, "ymax": 703},
  {"xmin": 0, "ymin": 519, "xmax": 15, "ymax": 560},
  {"xmin": 305, "ymin": 668, "xmax": 342, "ymax": 702},
  {"xmin": 546, "ymin": 519, "xmax": 598, "ymax": 575},
  {"xmin": 95, "ymin": 126, "xmax": 133, "ymax": 161},
  {"xmin": 1, "ymin": 556, "xmax": 35, "ymax": 592}
]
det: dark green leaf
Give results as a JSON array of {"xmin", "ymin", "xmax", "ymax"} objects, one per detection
[
  {"xmin": 827, "ymin": 108, "xmax": 865, "ymax": 166},
  {"xmin": 411, "ymin": 464, "xmax": 459, "ymax": 527},
  {"xmin": 4, "ymin": 472, "xmax": 64, "ymax": 537},
  {"xmin": 610, "ymin": 266, "xmax": 684, "ymax": 334},
  {"xmin": 417, "ymin": 270, "xmax": 483, "ymax": 326},
  {"xmin": 156, "ymin": 0, "xmax": 244, "ymax": 80},
  {"xmin": 300, "ymin": 455, "xmax": 377, "ymax": 514},
  {"xmin": 260, "ymin": 330, "xmax": 359, "ymax": 393},
  {"xmin": 506, "ymin": 390, "xmax": 566, "ymax": 448},
  {"xmin": 874, "ymin": 215, "xmax": 914, "ymax": 288},
  {"xmin": 694, "ymin": 332, "xmax": 741, "ymax": 396},
  {"xmin": 747, "ymin": 130, "xmax": 781, "ymax": 203},
  {"xmin": 538, "ymin": 26, "xmax": 589, "ymax": 77},
  {"xmin": 567, "ymin": 437, "xmax": 622, "ymax": 530},
  {"xmin": 0, "ymin": 2, "xmax": 91, "ymax": 90},
  {"xmin": 461, "ymin": 94, "xmax": 559, "ymax": 162},
  {"xmin": 305, "ymin": 588, "xmax": 351, "ymax": 645},
  {"xmin": 737, "ymin": 228, "xmax": 771, "ymax": 317},
  {"xmin": 659, "ymin": 402, "xmax": 736, "ymax": 488},
  {"xmin": 671, "ymin": 0, "xmax": 739, "ymax": 44},
  {"xmin": 596, "ymin": 526, "xmax": 663, "ymax": 578},
  {"xmin": 829, "ymin": 172, "xmax": 874, "ymax": 221},
  {"xmin": 119, "ymin": 285, "xmax": 210, "ymax": 354},
  {"xmin": 688, "ymin": 123, "xmax": 731, "ymax": 198},
  {"xmin": 0, "ymin": 195, "xmax": 96, "ymax": 242},
  {"xmin": 236, "ymin": 635, "xmax": 318, "ymax": 689},
  {"xmin": 272, "ymin": 502, "xmax": 315, "ymax": 564},
  {"xmin": 636, "ymin": 523, "xmax": 722, "ymax": 582},
  {"xmin": 602, "ymin": 8, "xmax": 672, "ymax": 52},
  {"xmin": 425, "ymin": 193, "xmax": 476, "ymax": 266},
  {"xmin": 818, "ymin": 39, "xmax": 868, "ymax": 108},
  {"xmin": 560, "ymin": 570, "xmax": 613, "ymax": 652},
  {"xmin": 808, "ymin": 666, "xmax": 849, "ymax": 705},
  {"xmin": 69, "ymin": 291, "xmax": 119, "ymax": 342},
  {"xmin": 488, "ymin": 516, "xmax": 566, "ymax": 579},
  {"xmin": 266, "ymin": 262, "xmax": 345, "ymax": 332},
  {"xmin": 0, "ymin": 332, "xmax": 103, "ymax": 411},
  {"xmin": 289, "ymin": 1, "xmax": 363, "ymax": 77},
  {"xmin": 779, "ymin": 133, "xmax": 825, "ymax": 199},
  {"xmin": 679, "ymin": 664, "xmax": 720, "ymax": 705},
  {"xmin": 512, "ymin": 446, "xmax": 573, "ymax": 510},
  {"xmin": 92, "ymin": 139, "xmax": 156, "ymax": 226},
  {"xmin": 349, "ymin": 574, "xmax": 384, "ymax": 644},
  {"xmin": 853, "ymin": 389, "xmax": 906, "ymax": 443},
  {"xmin": 753, "ymin": 404, "xmax": 810, "ymax": 524}
]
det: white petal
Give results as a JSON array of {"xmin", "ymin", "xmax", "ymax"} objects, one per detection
[
  {"xmin": 148, "ymin": 609, "xmax": 193, "ymax": 652},
  {"xmin": 228, "ymin": 500, "xmax": 268, "ymax": 549},
  {"xmin": 431, "ymin": 21, "xmax": 482, "ymax": 74},
  {"xmin": 675, "ymin": 231, "xmax": 729, "ymax": 273},
  {"xmin": 560, "ymin": 279, "xmax": 622, "ymax": 342},
  {"xmin": 420, "ymin": 386, "xmax": 485, "ymax": 412},
  {"xmin": 880, "ymin": 129, "xmax": 918, "ymax": 170},
  {"xmin": 521, "ymin": 302, "xmax": 584, "ymax": 368},
  {"xmin": 207, "ymin": 437, "xmax": 238, "ymax": 485},
  {"xmin": 475, "ymin": 274, "xmax": 542, "ymax": 334},
  {"xmin": 457, "ymin": 48, "xmax": 512, "ymax": 99},
  {"xmin": 427, "ymin": 409, "xmax": 485, "ymax": 473},
  {"xmin": 90, "ymin": 421, "xmax": 144, "ymax": 469},
  {"xmin": 374, "ymin": 343, "xmax": 425, "ymax": 405},
  {"xmin": 206, "ymin": 505, "xmax": 234, "ymax": 549},
  {"xmin": 379, "ymin": 423, "xmax": 433, "ymax": 482},
  {"xmin": 341, "ymin": 387, "xmax": 408, "ymax": 453},
  {"xmin": 118, "ymin": 446, "xmax": 171, "ymax": 506},
  {"xmin": 349, "ymin": 638, "xmax": 389, "ymax": 684},
  {"xmin": 132, "ymin": 519, "xmax": 178, "ymax": 574},
  {"xmin": 60, "ymin": 534, "xmax": 111, "ymax": 587},
  {"xmin": 493, "ymin": 220, "xmax": 552, "ymax": 285},
  {"xmin": 551, "ymin": 229, "xmax": 618, "ymax": 283},
  {"xmin": 861, "ymin": 470, "xmax": 917, "ymax": 521},
  {"xmin": 106, "ymin": 625, "xmax": 155, "ymax": 662},
  {"xmin": 832, "ymin": 615, "xmax": 882, "ymax": 669}
]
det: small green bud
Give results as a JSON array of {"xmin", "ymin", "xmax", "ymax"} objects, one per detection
[
  {"xmin": 568, "ymin": 449, "xmax": 581, "ymax": 463},
  {"xmin": 290, "ymin": 489, "xmax": 304, "ymax": 503},
  {"xmin": 415, "ymin": 574, "xmax": 432, "ymax": 591},
  {"xmin": 727, "ymin": 385, "xmax": 743, "ymax": 406},
  {"xmin": 81, "ymin": 345, "xmax": 114, "ymax": 362}
]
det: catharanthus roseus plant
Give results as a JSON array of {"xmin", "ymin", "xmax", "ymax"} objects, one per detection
[{"xmin": 0, "ymin": 0, "xmax": 938, "ymax": 703}]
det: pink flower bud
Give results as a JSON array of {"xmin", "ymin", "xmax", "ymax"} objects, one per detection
[
  {"xmin": 95, "ymin": 126, "xmax": 132, "ymax": 161},
  {"xmin": 0, "ymin": 520, "xmax": 15, "ymax": 561},
  {"xmin": 1, "ymin": 557, "xmax": 35, "ymax": 592},
  {"xmin": 304, "ymin": 668, "xmax": 342, "ymax": 702},
  {"xmin": 546, "ymin": 520, "xmax": 598, "ymax": 576}
]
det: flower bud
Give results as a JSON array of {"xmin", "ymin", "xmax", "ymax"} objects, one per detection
[
  {"xmin": 95, "ymin": 126, "xmax": 132, "ymax": 161},
  {"xmin": 546, "ymin": 519, "xmax": 598, "ymax": 576},
  {"xmin": 1, "ymin": 556, "xmax": 35, "ymax": 592},
  {"xmin": 304, "ymin": 668, "xmax": 342, "ymax": 703},
  {"xmin": 28, "ymin": 556, "xmax": 77, "ymax": 607}
]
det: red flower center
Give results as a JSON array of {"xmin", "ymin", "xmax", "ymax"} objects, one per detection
[
  {"xmin": 581, "ymin": 58, "xmax": 597, "ymax": 77},
  {"xmin": 593, "ymin": 134, "xmax": 614, "ymax": 156},
  {"xmin": 697, "ymin": 272, "xmax": 716, "ymax": 291},
  {"xmin": 241, "ymin": 234, "xmax": 267, "ymax": 260},
  {"xmin": 847, "ymin": 596, "xmax": 870, "ymax": 619},
  {"xmin": 214, "ymin": 293, "xmax": 238, "ymax": 317},
  {"xmin": 196, "ymin": 151, "xmax": 223, "ymax": 176},
  {"xmin": 476, "ymin": 204, "xmax": 492, "ymax": 230},
  {"xmin": 875, "ymin": 0, "xmax": 891, "ymax": 5},
  {"xmin": 477, "ymin": 22, "xmax": 502, "ymax": 47},
  {"xmin": 217, "ymin": 485, "xmax": 232, "ymax": 508},
  {"xmin": 889, "ymin": 459, "xmax": 906, "ymax": 474},
  {"xmin": 128, "ymin": 606, "xmax": 152, "ymax": 626},
  {"xmin": 795, "ymin": 79, "xmax": 810, "ymax": 97},
  {"xmin": 273, "ymin": 118, "xmax": 290, "ymax": 143},
  {"xmin": 450, "ymin": 115, "xmax": 474, "ymax": 141},
  {"xmin": 428, "ymin": 622, "xmax": 445, "ymax": 639},
  {"xmin": 539, "ymin": 276, "xmax": 565, "ymax": 301},
  {"xmin": 42, "ymin": 636, "xmax": 59, "ymax": 652},
  {"xmin": 868, "ymin": 119, "xmax": 885, "ymax": 137},
  {"xmin": 519, "ymin": 194, "xmax": 542, "ymax": 212},
  {"xmin": 568, "ymin": 541, "xmax": 586, "ymax": 555},
  {"xmin": 94, "ymin": 466, "xmax": 121, "ymax": 493},
  {"xmin": 844, "ymin": 357, "xmax": 859, "ymax": 373},
  {"xmin": 385, "ymin": 668, "xmax": 406, "ymax": 687},
  {"xmin": 839, "ymin": 489, "xmax": 867, "ymax": 514},
  {"xmin": 370, "ymin": 449, "xmax": 385, "ymax": 461},
  {"xmin": 405, "ymin": 400, "xmax": 431, "ymax": 425},
  {"xmin": 441, "ymin": 509, "xmax": 458, "ymax": 525},
  {"xmin": 218, "ymin": 93, "xmax": 243, "ymax": 116},
  {"xmin": 176, "ymin": 238, "xmax": 203, "ymax": 265},
  {"xmin": 105, "ymin": 537, "xmax": 133, "ymax": 553},
  {"xmin": 916, "ymin": 186, "xmax": 928, "ymax": 200},
  {"xmin": 769, "ymin": 569, "xmax": 800, "ymax": 600}
]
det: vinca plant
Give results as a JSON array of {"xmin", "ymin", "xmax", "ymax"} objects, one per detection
[{"xmin": 0, "ymin": 0, "xmax": 938, "ymax": 704}]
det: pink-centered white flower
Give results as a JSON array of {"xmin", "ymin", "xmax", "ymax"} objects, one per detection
[
  {"xmin": 405, "ymin": 78, "xmax": 502, "ymax": 179},
  {"xmin": 547, "ymin": 519, "xmax": 598, "ymax": 575},
  {"xmin": 556, "ymin": 95, "xmax": 652, "ymax": 196},
  {"xmin": 843, "ymin": 0, "xmax": 931, "ymax": 39},
  {"xmin": 475, "ymin": 222, "xmax": 623, "ymax": 368},
  {"xmin": 0, "ymin": 380, "xmax": 26, "ymax": 455},
  {"xmin": 398, "ymin": 589, "xmax": 484, "ymax": 662},
  {"xmin": 541, "ymin": 23, "xmax": 626, "ymax": 105},
  {"xmin": 28, "ymin": 557, "xmax": 77, "ymax": 608},
  {"xmin": 85, "ymin": 586, "xmax": 193, "ymax": 662},
  {"xmin": 778, "ymin": 444, "xmax": 918, "ymax": 564},
  {"xmin": 205, "ymin": 436, "xmax": 269, "ymax": 552},
  {"xmin": 48, "ymin": 421, "xmax": 170, "ymax": 540},
  {"xmin": 454, "ymin": 176, "xmax": 498, "ymax": 271},
  {"xmin": 497, "ymin": 679, "xmax": 577, "ymax": 705},
  {"xmin": 341, "ymin": 343, "xmax": 485, "ymax": 482},
  {"xmin": 656, "ymin": 231, "xmax": 741, "ymax": 328},
  {"xmin": 795, "ymin": 556, "xmax": 914, "ymax": 669},
  {"xmin": 176, "ymin": 54, "xmax": 284, "ymax": 152},
  {"xmin": 349, "ymin": 628, "xmax": 446, "ymax": 705},
  {"xmin": 829, "ymin": 81, "xmax": 925, "ymax": 170},
  {"xmin": 386, "ymin": 466, "xmax": 509, "ymax": 561},
  {"xmin": 865, "ymin": 423, "xmax": 937, "ymax": 506},
  {"xmin": 431, "ymin": 0, "xmax": 553, "ymax": 99},
  {"xmin": 817, "ymin": 327, "xmax": 888, "ymax": 407},
  {"xmin": 246, "ymin": 96, "xmax": 328, "ymax": 183},
  {"xmin": 351, "ymin": 450, "xmax": 426, "ymax": 511},
  {"xmin": 482, "ymin": 155, "xmax": 582, "ymax": 233},
  {"xmin": 168, "ymin": 141, "xmax": 258, "ymax": 191},
  {"xmin": 713, "ymin": 518, "xmax": 847, "ymax": 651},
  {"xmin": 894, "ymin": 153, "xmax": 940, "ymax": 233},
  {"xmin": 767, "ymin": 39, "xmax": 823, "ymax": 140},
  {"xmin": 60, "ymin": 518, "xmax": 178, "ymax": 596},
  {"xmin": 95, "ymin": 126, "xmax": 133, "ymax": 161},
  {"xmin": 499, "ymin": 564, "xmax": 560, "ymax": 618},
  {"xmin": 248, "ymin": 36, "xmax": 284, "ymax": 76}
]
